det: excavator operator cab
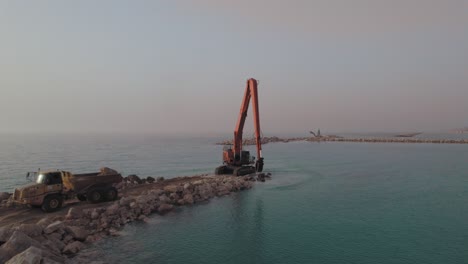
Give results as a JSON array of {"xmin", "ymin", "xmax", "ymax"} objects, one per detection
[{"xmin": 239, "ymin": 150, "xmax": 252, "ymax": 164}]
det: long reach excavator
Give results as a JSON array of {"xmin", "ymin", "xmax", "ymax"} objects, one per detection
[{"xmin": 215, "ymin": 78, "xmax": 264, "ymax": 176}]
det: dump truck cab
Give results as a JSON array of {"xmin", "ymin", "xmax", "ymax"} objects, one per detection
[{"xmin": 13, "ymin": 170, "xmax": 68, "ymax": 211}]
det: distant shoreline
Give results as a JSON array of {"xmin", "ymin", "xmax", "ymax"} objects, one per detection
[{"xmin": 216, "ymin": 136, "xmax": 468, "ymax": 145}]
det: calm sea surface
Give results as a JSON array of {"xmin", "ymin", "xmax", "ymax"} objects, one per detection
[{"xmin": 1, "ymin": 133, "xmax": 468, "ymax": 263}]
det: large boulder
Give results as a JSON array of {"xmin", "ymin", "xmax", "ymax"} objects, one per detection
[
  {"xmin": 0, "ymin": 192, "xmax": 10, "ymax": 202},
  {"xmin": 0, "ymin": 225, "xmax": 14, "ymax": 244},
  {"xmin": 163, "ymin": 185, "xmax": 179, "ymax": 194},
  {"xmin": 183, "ymin": 194, "xmax": 194, "ymax": 205},
  {"xmin": 65, "ymin": 226, "xmax": 88, "ymax": 242},
  {"xmin": 62, "ymin": 241, "xmax": 84, "ymax": 254},
  {"xmin": 216, "ymin": 186, "xmax": 230, "ymax": 196},
  {"xmin": 36, "ymin": 218, "xmax": 54, "ymax": 228},
  {"xmin": 65, "ymin": 207, "xmax": 84, "ymax": 220},
  {"xmin": 183, "ymin": 183, "xmax": 194, "ymax": 192},
  {"xmin": 43, "ymin": 235, "xmax": 65, "ymax": 253},
  {"xmin": 0, "ymin": 231, "xmax": 44, "ymax": 263},
  {"xmin": 158, "ymin": 204, "xmax": 174, "ymax": 214},
  {"xmin": 106, "ymin": 203, "xmax": 120, "ymax": 216},
  {"xmin": 156, "ymin": 177, "xmax": 165, "ymax": 182},
  {"xmin": 90, "ymin": 209, "xmax": 100, "ymax": 220},
  {"xmin": 127, "ymin": 175, "xmax": 142, "ymax": 184},
  {"xmin": 119, "ymin": 197, "xmax": 135, "ymax": 207},
  {"xmin": 158, "ymin": 194, "xmax": 170, "ymax": 204},
  {"xmin": 5, "ymin": 246, "xmax": 42, "ymax": 264},
  {"xmin": 13, "ymin": 224, "xmax": 43, "ymax": 238},
  {"xmin": 44, "ymin": 221, "xmax": 65, "ymax": 235},
  {"xmin": 146, "ymin": 176, "xmax": 155, "ymax": 183}
]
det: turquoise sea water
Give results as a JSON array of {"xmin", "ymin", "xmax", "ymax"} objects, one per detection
[{"xmin": 1, "ymin": 134, "xmax": 468, "ymax": 263}]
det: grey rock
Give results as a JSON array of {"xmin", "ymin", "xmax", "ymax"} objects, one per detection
[
  {"xmin": 13, "ymin": 224, "xmax": 43, "ymax": 238},
  {"xmin": 5, "ymin": 246, "xmax": 42, "ymax": 264},
  {"xmin": 65, "ymin": 226, "xmax": 88, "ymax": 241},
  {"xmin": 146, "ymin": 176, "xmax": 155, "ymax": 183},
  {"xmin": 0, "ymin": 225, "xmax": 14, "ymax": 243},
  {"xmin": 36, "ymin": 218, "xmax": 54, "ymax": 228},
  {"xmin": 119, "ymin": 197, "xmax": 135, "ymax": 207},
  {"xmin": 163, "ymin": 185, "xmax": 178, "ymax": 194},
  {"xmin": 65, "ymin": 207, "xmax": 84, "ymax": 220},
  {"xmin": 106, "ymin": 203, "xmax": 119, "ymax": 216},
  {"xmin": 44, "ymin": 221, "xmax": 65, "ymax": 234},
  {"xmin": 150, "ymin": 189, "xmax": 164, "ymax": 197},
  {"xmin": 183, "ymin": 193, "xmax": 194, "ymax": 205},
  {"xmin": 127, "ymin": 174, "xmax": 142, "ymax": 184},
  {"xmin": 138, "ymin": 215, "xmax": 149, "ymax": 222},
  {"xmin": 42, "ymin": 257, "xmax": 62, "ymax": 264},
  {"xmin": 62, "ymin": 241, "xmax": 84, "ymax": 254},
  {"xmin": 90, "ymin": 209, "xmax": 100, "ymax": 220},
  {"xmin": 46, "ymin": 232, "xmax": 62, "ymax": 242},
  {"xmin": 43, "ymin": 235, "xmax": 65, "ymax": 253},
  {"xmin": 216, "ymin": 186, "xmax": 230, "ymax": 196},
  {"xmin": 62, "ymin": 234, "xmax": 74, "ymax": 244},
  {"xmin": 158, "ymin": 203, "xmax": 174, "ymax": 214},
  {"xmin": 156, "ymin": 176, "xmax": 165, "ymax": 182},
  {"xmin": 158, "ymin": 194, "xmax": 170, "ymax": 204},
  {"xmin": 0, "ymin": 192, "xmax": 10, "ymax": 202},
  {"xmin": 0, "ymin": 231, "xmax": 44, "ymax": 263}
]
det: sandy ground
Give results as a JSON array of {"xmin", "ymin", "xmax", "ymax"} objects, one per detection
[{"xmin": 0, "ymin": 175, "xmax": 205, "ymax": 227}]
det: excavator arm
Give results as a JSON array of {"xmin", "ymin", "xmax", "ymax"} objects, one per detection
[
  {"xmin": 233, "ymin": 78, "xmax": 263, "ymax": 170},
  {"xmin": 215, "ymin": 78, "xmax": 264, "ymax": 176}
]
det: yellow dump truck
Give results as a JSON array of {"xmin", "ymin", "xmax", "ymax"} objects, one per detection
[{"xmin": 12, "ymin": 168, "xmax": 122, "ymax": 212}]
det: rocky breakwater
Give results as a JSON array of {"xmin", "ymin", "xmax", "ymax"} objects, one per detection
[
  {"xmin": 216, "ymin": 136, "xmax": 309, "ymax": 146},
  {"xmin": 0, "ymin": 174, "xmax": 269, "ymax": 264},
  {"xmin": 216, "ymin": 136, "xmax": 468, "ymax": 145},
  {"xmin": 307, "ymin": 137, "xmax": 468, "ymax": 144}
]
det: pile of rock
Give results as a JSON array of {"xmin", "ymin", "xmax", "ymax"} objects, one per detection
[
  {"xmin": 0, "ymin": 219, "xmax": 86, "ymax": 263},
  {"xmin": 0, "ymin": 175, "xmax": 261, "ymax": 263}
]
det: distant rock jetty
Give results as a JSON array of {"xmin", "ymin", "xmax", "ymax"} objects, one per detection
[
  {"xmin": 451, "ymin": 127, "xmax": 468, "ymax": 134},
  {"xmin": 217, "ymin": 136, "xmax": 468, "ymax": 145},
  {"xmin": 394, "ymin": 132, "xmax": 422, "ymax": 138},
  {"xmin": 0, "ymin": 174, "xmax": 270, "ymax": 264}
]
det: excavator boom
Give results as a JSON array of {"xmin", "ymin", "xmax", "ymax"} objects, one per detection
[{"xmin": 233, "ymin": 79, "xmax": 262, "ymax": 162}]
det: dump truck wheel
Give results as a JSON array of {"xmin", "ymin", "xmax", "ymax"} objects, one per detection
[
  {"xmin": 87, "ymin": 190, "xmax": 103, "ymax": 203},
  {"xmin": 105, "ymin": 187, "xmax": 118, "ymax": 201},
  {"xmin": 77, "ymin": 194, "xmax": 86, "ymax": 202},
  {"xmin": 42, "ymin": 195, "xmax": 63, "ymax": 213}
]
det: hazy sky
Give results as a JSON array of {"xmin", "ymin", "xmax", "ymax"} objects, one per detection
[{"xmin": 1, "ymin": 0, "xmax": 467, "ymax": 135}]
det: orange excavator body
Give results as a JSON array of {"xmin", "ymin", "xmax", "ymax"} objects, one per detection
[{"xmin": 215, "ymin": 78, "xmax": 264, "ymax": 176}]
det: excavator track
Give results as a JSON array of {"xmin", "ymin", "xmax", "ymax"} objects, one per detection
[{"xmin": 215, "ymin": 165, "xmax": 255, "ymax": 176}]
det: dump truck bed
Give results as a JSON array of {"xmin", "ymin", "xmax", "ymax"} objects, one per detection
[{"xmin": 63, "ymin": 172, "xmax": 122, "ymax": 193}]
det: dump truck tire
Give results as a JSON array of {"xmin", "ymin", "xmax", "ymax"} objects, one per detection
[
  {"xmin": 42, "ymin": 195, "xmax": 63, "ymax": 213},
  {"xmin": 77, "ymin": 194, "xmax": 86, "ymax": 202},
  {"xmin": 87, "ymin": 190, "xmax": 103, "ymax": 203},
  {"xmin": 105, "ymin": 187, "xmax": 118, "ymax": 201}
]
